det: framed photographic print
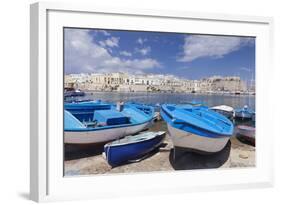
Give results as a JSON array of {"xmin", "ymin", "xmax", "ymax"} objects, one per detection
[{"xmin": 30, "ymin": 2, "xmax": 274, "ymax": 202}]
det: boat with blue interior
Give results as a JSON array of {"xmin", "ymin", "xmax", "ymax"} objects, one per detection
[
  {"xmin": 104, "ymin": 131, "xmax": 165, "ymax": 166},
  {"xmin": 160, "ymin": 104, "xmax": 234, "ymax": 153},
  {"xmin": 64, "ymin": 101, "xmax": 155, "ymax": 144},
  {"xmin": 234, "ymin": 105, "xmax": 255, "ymax": 120}
]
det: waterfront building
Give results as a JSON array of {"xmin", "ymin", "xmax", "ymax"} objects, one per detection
[{"xmin": 64, "ymin": 72, "xmax": 249, "ymax": 93}]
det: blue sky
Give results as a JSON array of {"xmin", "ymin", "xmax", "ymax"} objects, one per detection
[{"xmin": 64, "ymin": 28, "xmax": 255, "ymax": 81}]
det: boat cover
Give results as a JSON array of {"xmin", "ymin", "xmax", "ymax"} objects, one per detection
[{"xmin": 94, "ymin": 110, "xmax": 130, "ymax": 126}]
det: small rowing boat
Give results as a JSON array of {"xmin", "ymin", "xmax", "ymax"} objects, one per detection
[
  {"xmin": 161, "ymin": 104, "xmax": 234, "ymax": 153},
  {"xmin": 64, "ymin": 101, "xmax": 155, "ymax": 144},
  {"xmin": 236, "ymin": 125, "xmax": 255, "ymax": 145},
  {"xmin": 234, "ymin": 105, "xmax": 255, "ymax": 120},
  {"xmin": 104, "ymin": 131, "xmax": 165, "ymax": 166}
]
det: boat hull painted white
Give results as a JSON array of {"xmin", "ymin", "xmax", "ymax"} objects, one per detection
[
  {"xmin": 167, "ymin": 124, "xmax": 230, "ymax": 153},
  {"xmin": 65, "ymin": 121, "xmax": 150, "ymax": 144}
]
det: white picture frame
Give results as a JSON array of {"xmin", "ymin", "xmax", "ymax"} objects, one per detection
[{"xmin": 30, "ymin": 2, "xmax": 274, "ymax": 202}]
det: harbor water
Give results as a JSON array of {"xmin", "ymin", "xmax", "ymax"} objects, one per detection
[{"xmin": 67, "ymin": 91, "xmax": 255, "ymax": 110}]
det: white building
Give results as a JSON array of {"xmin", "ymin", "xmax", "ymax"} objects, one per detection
[{"xmin": 64, "ymin": 72, "xmax": 249, "ymax": 93}]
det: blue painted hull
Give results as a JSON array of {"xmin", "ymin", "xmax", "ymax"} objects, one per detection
[{"xmin": 104, "ymin": 133, "xmax": 165, "ymax": 167}]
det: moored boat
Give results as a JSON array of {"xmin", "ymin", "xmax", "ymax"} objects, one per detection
[
  {"xmin": 210, "ymin": 105, "xmax": 234, "ymax": 118},
  {"xmin": 236, "ymin": 125, "xmax": 255, "ymax": 145},
  {"xmin": 64, "ymin": 102, "xmax": 155, "ymax": 144},
  {"xmin": 252, "ymin": 112, "xmax": 256, "ymax": 122},
  {"xmin": 64, "ymin": 88, "xmax": 85, "ymax": 97},
  {"xmin": 104, "ymin": 131, "xmax": 165, "ymax": 166},
  {"xmin": 160, "ymin": 104, "xmax": 234, "ymax": 153},
  {"xmin": 234, "ymin": 105, "xmax": 255, "ymax": 120}
]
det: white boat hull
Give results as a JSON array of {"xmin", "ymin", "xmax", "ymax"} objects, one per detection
[
  {"xmin": 167, "ymin": 124, "xmax": 230, "ymax": 153},
  {"xmin": 65, "ymin": 121, "xmax": 151, "ymax": 144}
]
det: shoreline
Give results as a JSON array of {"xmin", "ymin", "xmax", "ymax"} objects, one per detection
[{"xmin": 83, "ymin": 90, "xmax": 255, "ymax": 95}]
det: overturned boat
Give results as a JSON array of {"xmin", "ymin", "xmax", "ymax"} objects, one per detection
[
  {"xmin": 64, "ymin": 101, "xmax": 155, "ymax": 144},
  {"xmin": 104, "ymin": 131, "xmax": 165, "ymax": 167},
  {"xmin": 210, "ymin": 105, "xmax": 234, "ymax": 118},
  {"xmin": 161, "ymin": 104, "xmax": 234, "ymax": 153}
]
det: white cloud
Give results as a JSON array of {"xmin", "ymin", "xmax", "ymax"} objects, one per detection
[
  {"xmin": 178, "ymin": 35, "xmax": 254, "ymax": 62},
  {"xmin": 137, "ymin": 38, "xmax": 147, "ymax": 44},
  {"xmin": 99, "ymin": 30, "xmax": 111, "ymax": 36},
  {"xmin": 103, "ymin": 57, "xmax": 160, "ymax": 70},
  {"xmin": 120, "ymin": 51, "xmax": 132, "ymax": 57},
  {"xmin": 99, "ymin": 37, "xmax": 119, "ymax": 47},
  {"xmin": 64, "ymin": 29, "xmax": 160, "ymax": 74},
  {"xmin": 135, "ymin": 46, "xmax": 151, "ymax": 56}
]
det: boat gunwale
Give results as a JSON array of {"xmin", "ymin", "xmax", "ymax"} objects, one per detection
[
  {"xmin": 104, "ymin": 131, "xmax": 165, "ymax": 147},
  {"xmin": 64, "ymin": 118, "xmax": 152, "ymax": 132}
]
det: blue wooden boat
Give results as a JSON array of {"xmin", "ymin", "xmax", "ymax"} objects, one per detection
[
  {"xmin": 104, "ymin": 131, "xmax": 165, "ymax": 166},
  {"xmin": 161, "ymin": 104, "xmax": 234, "ymax": 153},
  {"xmin": 234, "ymin": 105, "xmax": 255, "ymax": 120},
  {"xmin": 64, "ymin": 101, "xmax": 155, "ymax": 144}
]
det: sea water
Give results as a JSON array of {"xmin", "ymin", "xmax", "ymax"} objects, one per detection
[{"xmin": 69, "ymin": 91, "xmax": 255, "ymax": 110}]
